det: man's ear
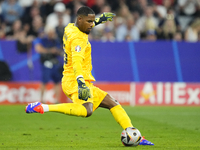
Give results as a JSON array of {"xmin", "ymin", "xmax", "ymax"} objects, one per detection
[{"xmin": 77, "ymin": 16, "xmax": 83, "ymax": 22}]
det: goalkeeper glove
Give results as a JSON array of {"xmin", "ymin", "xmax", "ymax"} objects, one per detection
[
  {"xmin": 94, "ymin": 12, "xmax": 116, "ymax": 26},
  {"xmin": 77, "ymin": 77, "xmax": 91, "ymax": 101}
]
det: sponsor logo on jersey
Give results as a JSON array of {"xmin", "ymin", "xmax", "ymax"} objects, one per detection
[{"xmin": 75, "ymin": 45, "xmax": 81, "ymax": 52}]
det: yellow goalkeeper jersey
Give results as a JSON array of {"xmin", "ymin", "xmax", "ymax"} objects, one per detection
[{"xmin": 62, "ymin": 23, "xmax": 95, "ymax": 82}]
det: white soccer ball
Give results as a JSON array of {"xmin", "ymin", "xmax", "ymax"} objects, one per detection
[{"xmin": 121, "ymin": 127, "xmax": 142, "ymax": 146}]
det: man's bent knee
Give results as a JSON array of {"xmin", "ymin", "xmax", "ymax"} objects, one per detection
[
  {"xmin": 99, "ymin": 94, "xmax": 119, "ymax": 110},
  {"xmin": 83, "ymin": 102, "xmax": 93, "ymax": 117}
]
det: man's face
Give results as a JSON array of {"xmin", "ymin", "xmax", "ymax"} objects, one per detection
[
  {"xmin": 47, "ymin": 29, "xmax": 56, "ymax": 39},
  {"xmin": 78, "ymin": 14, "xmax": 95, "ymax": 34}
]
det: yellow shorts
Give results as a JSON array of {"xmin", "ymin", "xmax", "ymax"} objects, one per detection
[{"xmin": 62, "ymin": 80, "xmax": 107, "ymax": 111}]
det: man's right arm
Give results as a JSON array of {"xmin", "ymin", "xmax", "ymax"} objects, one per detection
[
  {"xmin": 71, "ymin": 39, "xmax": 91, "ymax": 101},
  {"xmin": 73, "ymin": 56, "xmax": 91, "ymax": 101}
]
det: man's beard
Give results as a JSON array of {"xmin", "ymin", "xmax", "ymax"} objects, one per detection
[{"xmin": 85, "ymin": 31, "xmax": 90, "ymax": 35}]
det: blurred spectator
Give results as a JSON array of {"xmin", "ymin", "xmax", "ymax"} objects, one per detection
[
  {"xmin": 28, "ymin": 15, "xmax": 44, "ymax": 38},
  {"xmin": 6, "ymin": 20, "xmax": 34, "ymax": 53},
  {"xmin": 106, "ymin": 0, "xmax": 120, "ymax": 12},
  {"xmin": 22, "ymin": 6, "xmax": 40, "ymax": 27},
  {"xmin": 62, "ymin": 0, "xmax": 71, "ymax": 4},
  {"xmin": 152, "ymin": 0, "xmax": 163, "ymax": 5},
  {"xmin": 115, "ymin": 15, "xmax": 140, "ymax": 41},
  {"xmin": 158, "ymin": 8, "xmax": 181, "ymax": 30},
  {"xmin": 45, "ymin": 2, "xmax": 70, "ymax": 29},
  {"xmin": 0, "ymin": 60, "xmax": 12, "ymax": 81},
  {"xmin": 55, "ymin": 16, "xmax": 65, "ymax": 44},
  {"xmin": 0, "ymin": 0, "xmax": 200, "ymax": 43},
  {"xmin": 20, "ymin": 0, "xmax": 43, "ymax": 34},
  {"xmin": 114, "ymin": 4, "xmax": 131, "ymax": 31},
  {"xmin": 0, "ymin": 19, "xmax": 6, "ymax": 39},
  {"xmin": 0, "ymin": 30, "xmax": 5, "ymax": 39},
  {"xmin": 177, "ymin": 0, "xmax": 200, "ymax": 17},
  {"xmin": 21, "ymin": 6, "xmax": 42, "ymax": 38},
  {"xmin": 198, "ymin": 31, "xmax": 200, "ymax": 41},
  {"xmin": 101, "ymin": 27, "xmax": 115, "ymax": 42},
  {"xmin": 145, "ymin": 29, "xmax": 157, "ymax": 41},
  {"xmin": 91, "ymin": 0, "xmax": 106, "ymax": 14},
  {"xmin": 71, "ymin": 0, "xmax": 85, "ymax": 22},
  {"xmin": 136, "ymin": 5, "xmax": 158, "ymax": 39},
  {"xmin": 157, "ymin": 8, "xmax": 181, "ymax": 40},
  {"xmin": 34, "ymin": 26, "xmax": 63, "ymax": 103},
  {"xmin": 185, "ymin": 18, "xmax": 200, "ymax": 42},
  {"xmin": 153, "ymin": 0, "xmax": 175, "ymax": 6},
  {"xmin": 173, "ymin": 31, "xmax": 183, "ymax": 41},
  {"xmin": 86, "ymin": 0, "xmax": 95, "ymax": 7},
  {"xmin": 65, "ymin": 0, "xmax": 85, "ymax": 22},
  {"xmin": 18, "ymin": 0, "xmax": 35, "ymax": 8},
  {"xmin": 40, "ymin": 0, "xmax": 57, "ymax": 21},
  {"xmin": 177, "ymin": 0, "xmax": 200, "ymax": 30},
  {"xmin": 154, "ymin": 0, "xmax": 173, "ymax": 20},
  {"xmin": 1, "ymin": 0, "xmax": 24, "ymax": 26},
  {"xmin": 127, "ymin": 0, "xmax": 152, "ymax": 21},
  {"xmin": 157, "ymin": 14, "xmax": 177, "ymax": 40},
  {"xmin": 117, "ymin": 3, "xmax": 131, "ymax": 19}
]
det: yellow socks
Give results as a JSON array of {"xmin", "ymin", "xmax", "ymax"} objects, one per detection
[
  {"xmin": 48, "ymin": 103, "xmax": 87, "ymax": 117},
  {"xmin": 45, "ymin": 103, "xmax": 133, "ymax": 129},
  {"xmin": 110, "ymin": 105, "xmax": 133, "ymax": 130}
]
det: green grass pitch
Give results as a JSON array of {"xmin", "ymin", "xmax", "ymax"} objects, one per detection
[{"xmin": 0, "ymin": 105, "xmax": 200, "ymax": 150}]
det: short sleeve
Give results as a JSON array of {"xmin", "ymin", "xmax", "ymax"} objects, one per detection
[{"xmin": 33, "ymin": 38, "xmax": 42, "ymax": 46}]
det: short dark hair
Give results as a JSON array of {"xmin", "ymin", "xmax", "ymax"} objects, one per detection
[{"xmin": 77, "ymin": 6, "xmax": 95, "ymax": 16}]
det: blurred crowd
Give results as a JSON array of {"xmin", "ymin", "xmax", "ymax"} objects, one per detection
[{"xmin": 0, "ymin": 0, "xmax": 200, "ymax": 52}]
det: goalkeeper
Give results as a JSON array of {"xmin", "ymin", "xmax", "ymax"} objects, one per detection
[{"xmin": 25, "ymin": 6, "xmax": 153, "ymax": 146}]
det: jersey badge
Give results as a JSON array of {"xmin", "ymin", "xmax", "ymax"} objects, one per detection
[{"xmin": 75, "ymin": 45, "xmax": 81, "ymax": 52}]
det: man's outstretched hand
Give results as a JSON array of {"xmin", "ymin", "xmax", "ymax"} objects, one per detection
[
  {"xmin": 77, "ymin": 77, "xmax": 91, "ymax": 101},
  {"xmin": 94, "ymin": 12, "xmax": 116, "ymax": 26}
]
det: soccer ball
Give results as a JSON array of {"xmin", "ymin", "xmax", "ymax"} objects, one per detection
[{"xmin": 121, "ymin": 127, "xmax": 142, "ymax": 146}]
